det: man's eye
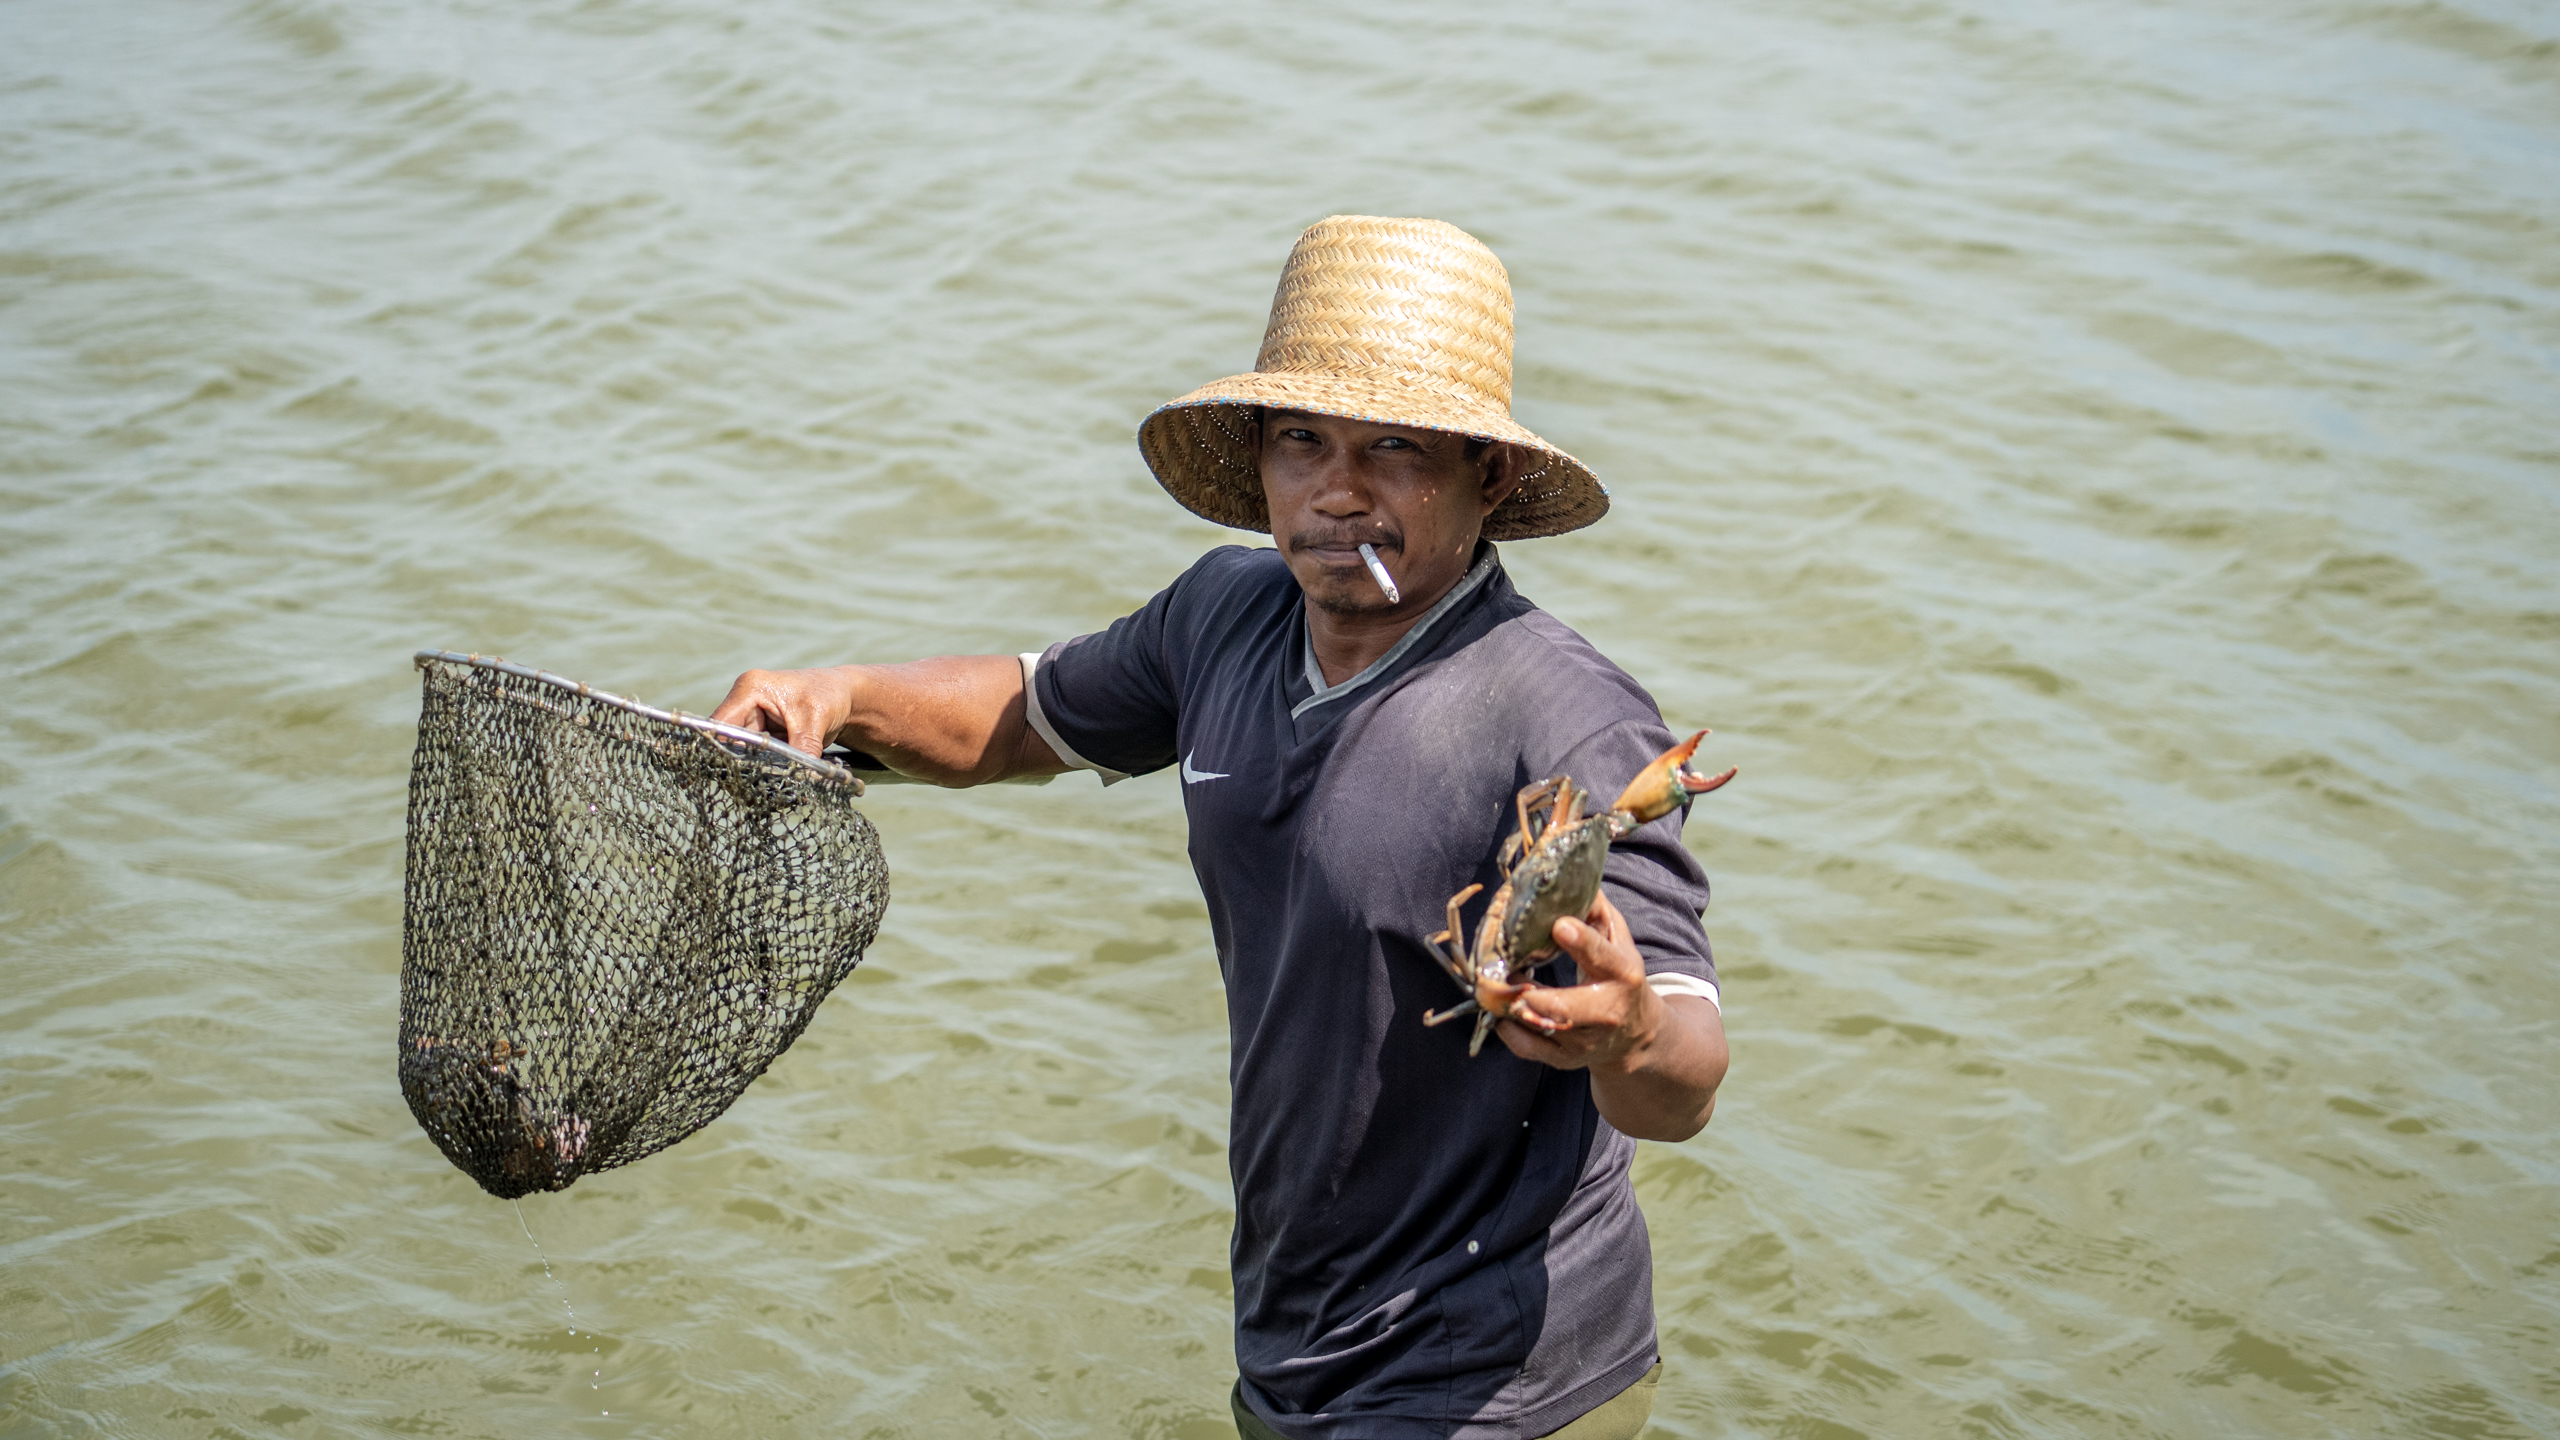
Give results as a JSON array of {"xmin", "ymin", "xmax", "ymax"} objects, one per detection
[
  {"xmin": 1284, "ymin": 429, "xmax": 1318, "ymax": 443},
  {"xmin": 1375, "ymin": 437, "xmax": 1412, "ymax": 451}
]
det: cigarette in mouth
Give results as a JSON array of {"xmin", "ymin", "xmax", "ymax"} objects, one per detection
[{"xmin": 1357, "ymin": 543, "xmax": 1401, "ymax": 604}]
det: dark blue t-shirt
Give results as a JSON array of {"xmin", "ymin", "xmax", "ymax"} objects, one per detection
[{"xmin": 1028, "ymin": 543, "xmax": 1718, "ymax": 1440}]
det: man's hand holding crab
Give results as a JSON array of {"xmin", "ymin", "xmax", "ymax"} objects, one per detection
[{"xmin": 1495, "ymin": 891, "xmax": 1729, "ymax": 1142}]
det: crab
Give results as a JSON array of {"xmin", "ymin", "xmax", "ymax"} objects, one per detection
[{"xmin": 1423, "ymin": 731, "xmax": 1736, "ymax": 1055}]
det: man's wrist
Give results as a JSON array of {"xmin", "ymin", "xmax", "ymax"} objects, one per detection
[{"xmin": 819, "ymin": 664, "xmax": 869, "ymax": 750}]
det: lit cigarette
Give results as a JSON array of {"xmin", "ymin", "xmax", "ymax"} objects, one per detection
[{"xmin": 1357, "ymin": 543, "xmax": 1401, "ymax": 604}]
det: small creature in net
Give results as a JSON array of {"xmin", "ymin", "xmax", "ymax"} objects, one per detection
[{"xmin": 400, "ymin": 653, "xmax": 887, "ymax": 1199}]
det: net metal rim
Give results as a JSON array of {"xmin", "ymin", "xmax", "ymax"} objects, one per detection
[{"xmin": 413, "ymin": 649, "xmax": 863, "ymax": 795}]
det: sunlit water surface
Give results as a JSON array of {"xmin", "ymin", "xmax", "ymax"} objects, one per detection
[{"xmin": 4, "ymin": 1, "xmax": 2556, "ymax": 1436}]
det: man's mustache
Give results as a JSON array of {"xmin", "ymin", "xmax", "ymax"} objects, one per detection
[{"xmin": 1288, "ymin": 529, "xmax": 1402, "ymax": 554}]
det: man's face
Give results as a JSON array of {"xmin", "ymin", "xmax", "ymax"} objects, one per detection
[{"xmin": 1256, "ymin": 409, "xmax": 1521, "ymax": 618}]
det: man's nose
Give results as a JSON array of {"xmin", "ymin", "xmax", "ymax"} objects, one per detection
[{"xmin": 1308, "ymin": 455, "xmax": 1373, "ymax": 516}]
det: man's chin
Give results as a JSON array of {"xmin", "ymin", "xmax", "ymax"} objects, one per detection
[
  {"xmin": 1293, "ymin": 569, "xmax": 1390, "ymax": 617},
  {"xmin": 1307, "ymin": 587, "xmax": 1388, "ymax": 618}
]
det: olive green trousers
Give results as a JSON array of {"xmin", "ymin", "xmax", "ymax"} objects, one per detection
[{"xmin": 1229, "ymin": 1362, "xmax": 1661, "ymax": 1440}]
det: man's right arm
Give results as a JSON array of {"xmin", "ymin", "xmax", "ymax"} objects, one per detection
[{"xmin": 709, "ymin": 657, "xmax": 1070, "ymax": 787}]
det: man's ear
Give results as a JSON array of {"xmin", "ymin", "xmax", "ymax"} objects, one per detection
[{"xmin": 1478, "ymin": 442, "xmax": 1527, "ymax": 516}]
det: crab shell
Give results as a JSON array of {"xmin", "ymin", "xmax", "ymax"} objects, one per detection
[{"xmin": 1481, "ymin": 813, "xmax": 1612, "ymax": 986}]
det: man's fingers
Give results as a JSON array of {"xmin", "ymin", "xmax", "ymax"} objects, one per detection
[
  {"xmin": 1550, "ymin": 911, "xmax": 1643, "ymax": 987},
  {"xmin": 1509, "ymin": 982, "xmax": 1625, "ymax": 1032},
  {"xmin": 1493, "ymin": 1018, "xmax": 1581, "ymax": 1068},
  {"xmin": 1584, "ymin": 891, "xmax": 1632, "ymax": 943},
  {"xmin": 710, "ymin": 671, "xmax": 782, "ymax": 733},
  {"xmin": 784, "ymin": 705, "xmax": 829, "ymax": 755},
  {"xmin": 710, "ymin": 670, "xmax": 834, "ymax": 755}
]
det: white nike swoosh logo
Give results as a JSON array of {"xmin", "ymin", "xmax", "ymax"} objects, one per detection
[{"xmin": 1180, "ymin": 751, "xmax": 1229, "ymax": 784}]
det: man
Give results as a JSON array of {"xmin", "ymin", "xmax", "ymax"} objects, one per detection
[{"xmin": 713, "ymin": 216, "xmax": 1728, "ymax": 1440}]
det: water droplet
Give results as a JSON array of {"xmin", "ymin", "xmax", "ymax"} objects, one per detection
[{"xmin": 515, "ymin": 1200, "xmax": 608, "ymax": 1403}]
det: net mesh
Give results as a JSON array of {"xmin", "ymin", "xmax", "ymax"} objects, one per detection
[{"xmin": 399, "ymin": 654, "xmax": 887, "ymax": 1199}]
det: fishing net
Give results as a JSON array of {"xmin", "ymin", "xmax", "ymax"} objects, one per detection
[{"xmin": 399, "ymin": 651, "xmax": 887, "ymax": 1199}]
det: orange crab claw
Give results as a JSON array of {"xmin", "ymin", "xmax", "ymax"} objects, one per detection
[
  {"xmin": 1474, "ymin": 974, "xmax": 1532, "ymax": 1015},
  {"xmin": 1425, "ymin": 976, "xmax": 1538, "ymax": 1030},
  {"xmin": 1608, "ymin": 730, "xmax": 1738, "ymax": 825}
]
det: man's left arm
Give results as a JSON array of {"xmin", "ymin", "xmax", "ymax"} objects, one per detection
[{"xmin": 1494, "ymin": 893, "xmax": 1729, "ymax": 1142}]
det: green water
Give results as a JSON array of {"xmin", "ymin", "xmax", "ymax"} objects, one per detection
[{"xmin": 4, "ymin": 1, "xmax": 2556, "ymax": 1435}]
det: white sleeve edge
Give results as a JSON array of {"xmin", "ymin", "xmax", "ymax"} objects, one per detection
[
  {"xmin": 1646, "ymin": 972, "xmax": 1721, "ymax": 1012},
  {"xmin": 1019, "ymin": 652, "xmax": 1129, "ymax": 786}
]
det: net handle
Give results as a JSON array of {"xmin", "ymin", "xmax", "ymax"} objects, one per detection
[{"xmin": 414, "ymin": 649, "xmax": 864, "ymax": 794}]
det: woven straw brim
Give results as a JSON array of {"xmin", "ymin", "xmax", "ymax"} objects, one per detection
[{"xmin": 1137, "ymin": 374, "xmax": 1608, "ymax": 542}]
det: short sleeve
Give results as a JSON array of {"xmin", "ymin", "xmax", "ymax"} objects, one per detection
[
  {"xmin": 1029, "ymin": 583, "xmax": 1184, "ymax": 781},
  {"xmin": 1547, "ymin": 718, "xmax": 1720, "ymax": 997}
]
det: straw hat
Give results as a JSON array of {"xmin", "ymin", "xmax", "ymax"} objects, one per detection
[{"xmin": 1137, "ymin": 216, "xmax": 1608, "ymax": 541}]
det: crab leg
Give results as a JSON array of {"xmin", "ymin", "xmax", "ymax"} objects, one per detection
[
  {"xmin": 1428, "ymin": 884, "xmax": 1482, "ymax": 989},
  {"xmin": 1500, "ymin": 778, "xmax": 1566, "ymax": 868},
  {"xmin": 1514, "ymin": 779, "xmax": 1562, "ymax": 851},
  {"xmin": 1428, "ymin": 994, "xmax": 1522, "ymax": 1052}
]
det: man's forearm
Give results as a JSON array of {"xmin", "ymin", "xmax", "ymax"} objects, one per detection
[
  {"xmin": 711, "ymin": 655, "xmax": 1067, "ymax": 786},
  {"xmin": 830, "ymin": 656, "xmax": 1043, "ymax": 785},
  {"xmin": 1586, "ymin": 994, "xmax": 1726, "ymax": 1143}
]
